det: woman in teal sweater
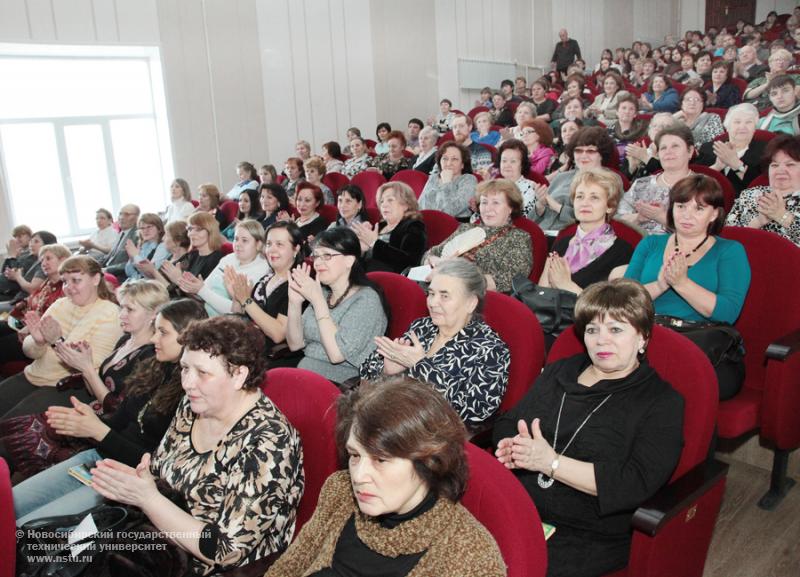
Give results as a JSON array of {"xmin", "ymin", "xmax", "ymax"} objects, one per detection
[{"xmin": 624, "ymin": 174, "xmax": 750, "ymax": 399}]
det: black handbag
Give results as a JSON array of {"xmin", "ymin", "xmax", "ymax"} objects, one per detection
[
  {"xmin": 16, "ymin": 504, "xmax": 130, "ymax": 577},
  {"xmin": 511, "ymin": 276, "xmax": 577, "ymax": 335},
  {"xmin": 654, "ymin": 315, "xmax": 745, "ymax": 367}
]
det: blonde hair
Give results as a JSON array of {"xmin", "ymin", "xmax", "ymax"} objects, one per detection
[
  {"xmin": 198, "ymin": 184, "xmax": 222, "ymax": 209},
  {"xmin": 117, "ymin": 279, "xmax": 169, "ymax": 311},
  {"xmin": 569, "ymin": 167, "xmax": 623, "ymax": 218},
  {"xmin": 59, "ymin": 255, "xmax": 115, "ymax": 302},
  {"xmin": 376, "ymin": 181, "xmax": 420, "ymax": 220},
  {"xmin": 304, "ymin": 156, "xmax": 327, "ymax": 178},
  {"xmin": 235, "ymin": 219, "xmax": 266, "ymax": 244},
  {"xmin": 137, "ymin": 213, "xmax": 165, "ymax": 243},
  {"xmin": 475, "ymin": 179, "xmax": 523, "ymax": 218},
  {"xmin": 188, "ymin": 212, "xmax": 224, "ymax": 251},
  {"xmin": 38, "ymin": 243, "xmax": 71, "ymax": 261}
]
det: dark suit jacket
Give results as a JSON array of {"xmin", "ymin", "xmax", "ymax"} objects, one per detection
[
  {"xmin": 696, "ymin": 139, "xmax": 767, "ymax": 196},
  {"xmin": 413, "ymin": 153, "xmax": 437, "ymax": 176},
  {"xmin": 367, "ymin": 218, "xmax": 427, "ymax": 274},
  {"xmin": 104, "ymin": 228, "xmax": 138, "ymax": 279}
]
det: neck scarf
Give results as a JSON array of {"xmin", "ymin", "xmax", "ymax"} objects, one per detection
[{"xmin": 563, "ymin": 223, "xmax": 616, "ymax": 273}]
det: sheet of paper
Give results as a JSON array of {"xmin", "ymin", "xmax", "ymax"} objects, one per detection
[
  {"xmin": 406, "ymin": 265, "xmax": 432, "ymax": 282},
  {"xmin": 69, "ymin": 512, "xmax": 98, "ymax": 557}
]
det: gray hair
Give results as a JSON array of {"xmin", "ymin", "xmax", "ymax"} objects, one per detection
[
  {"xmin": 723, "ymin": 103, "xmax": 759, "ymax": 130},
  {"xmin": 420, "ymin": 126, "xmax": 439, "ymax": 143},
  {"xmin": 430, "ymin": 258, "xmax": 487, "ymax": 313}
]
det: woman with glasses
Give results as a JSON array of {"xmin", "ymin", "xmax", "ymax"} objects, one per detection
[
  {"xmin": 124, "ymin": 214, "xmax": 169, "ymax": 281},
  {"xmin": 532, "ymin": 126, "xmax": 617, "ymax": 231},
  {"xmin": 673, "ymin": 87, "xmax": 724, "ymax": 147},
  {"xmin": 286, "ymin": 228, "xmax": 387, "ymax": 385}
]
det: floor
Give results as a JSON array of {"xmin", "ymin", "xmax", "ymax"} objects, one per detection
[{"xmin": 703, "ymin": 457, "xmax": 800, "ymax": 577}]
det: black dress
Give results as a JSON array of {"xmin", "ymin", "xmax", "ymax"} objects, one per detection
[
  {"xmin": 366, "ymin": 218, "xmax": 427, "ymax": 274},
  {"xmin": 250, "ymin": 274, "xmax": 302, "ymax": 368},
  {"xmin": 493, "ymin": 355, "xmax": 684, "ymax": 577},
  {"xmin": 695, "ymin": 139, "xmax": 766, "ymax": 197},
  {"xmin": 168, "ymin": 250, "xmax": 223, "ymax": 298}
]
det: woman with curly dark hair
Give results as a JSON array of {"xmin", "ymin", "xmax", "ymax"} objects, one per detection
[
  {"xmin": 266, "ymin": 377, "xmax": 505, "ymax": 576},
  {"xmin": 87, "ymin": 314, "xmax": 304, "ymax": 575},
  {"xmin": 14, "ymin": 298, "xmax": 207, "ymax": 523}
]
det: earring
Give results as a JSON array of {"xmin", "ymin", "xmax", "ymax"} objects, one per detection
[{"xmin": 638, "ymin": 344, "xmax": 646, "ymax": 355}]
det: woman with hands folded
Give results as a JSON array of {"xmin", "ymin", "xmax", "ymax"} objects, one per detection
[
  {"xmin": 160, "ymin": 212, "xmax": 224, "ymax": 299},
  {"xmin": 360, "ymin": 259, "xmax": 509, "ymax": 432},
  {"xmin": 13, "ymin": 298, "xmax": 207, "ymax": 526},
  {"xmin": 493, "ymin": 279, "xmax": 683, "ymax": 577},
  {"xmin": 286, "ymin": 228, "xmax": 387, "ymax": 385}
]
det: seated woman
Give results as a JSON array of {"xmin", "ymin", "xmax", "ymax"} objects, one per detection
[
  {"xmin": 225, "ymin": 161, "xmax": 259, "ymax": 201},
  {"xmin": 419, "ymin": 142, "xmax": 478, "ymax": 220},
  {"xmin": 328, "ymin": 184, "xmax": 369, "ymax": 230},
  {"xmin": 293, "ymin": 182, "xmax": 330, "ymax": 242},
  {"xmin": 265, "ymin": 377, "xmax": 505, "ymax": 577},
  {"xmin": 540, "ymin": 168, "xmax": 633, "ymax": 296},
  {"xmin": 534, "ymin": 126, "xmax": 617, "ymax": 232},
  {"xmin": 726, "ymin": 133, "xmax": 800, "ymax": 247},
  {"xmin": 124, "ymin": 213, "xmax": 170, "ymax": 280},
  {"xmin": 259, "ymin": 183, "xmax": 292, "ymax": 229},
  {"xmin": 0, "ymin": 244, "xmax": 70, "ymax": 366},
  {"xmin": 743, "ymin": 48, "xmax": 794, "ymax": 111},
  {"xmin": 178, "ymin": 219, "xmax": 269, "ymax": 317},
  {"xmin": 0, "ymin": 280, "xmax": 169, "ymax": 477},
  {"xmin": 0, "ymin": 256, "xmax": 122, "ymax": 418},
  {"xmin": 196, "ymin": 183, "xmax": 229, "ymax": 230},
  {"xmin": 470, "ymin": 111, "xmax": 501, "ymax": 146},
  {"xmin": 673, "ymin": 86, "xmax": 724, "ymax": 147},
  {"xmin": 424, "ymin": 179, "xmax": 532, "ymax": 293},
  {"xmin": 520, "ymin": 119, "xmax": 556, "ymax": 175},
  {"xmin": 625, "ymin": 175, "xmax": 751, "ymax": 400},
  {"xmin": 587, "ymin": 71, "xmax": 629, "ymax": 124},
  {"xmin": 160, "ymin": 212, "xmax": 224, "ymax": 298},
  {"xmin": 221, "ymin": 188, "xmax": 264, "ymax": 240},
  {"xmin": 77, "ymin": 209, "xmax": 118, "ymax": 261},
  {"xmin": 491, "ymin": 92, "xmax": 515, "ymax": 127},
  {"xmin": 361, "ymin": 259, "xmax": 510, "ymax": 431},
  {"xmin": 163, "ymin": 178, "xmax": 196, "ymax": 224},
  {"xmin": 136, "ymin": 220, "xmax": 190, "ymax": 288},
  {"xmin": 672, "ymin": 50, "xmax": 700, "ymax": 84},
  {"xmin": 492, "ymin": 139, "xmax": 536, "ymax": 218},
  {"xmin": 705, "ymin": 60, "xmax": 741, "ymax": 109},
  {"xmin": 550, "ymin": 96, "xmax": 598, "ymax": 135},
  {"xmin": 548, "ymin": 118, "xmax": 583, "ymax": 175},
  {"xmin": 227, "ymin": 222, "xmax": 304, "ymax": 367},
  {"xmin": 286, "ymin": 228, "xmax": 388, "ymax": 384},
  {"xmin": 623, "ymin": 112, "xmax": 678, "ymax": 180},
  {"xmin": 370, "ymin": 130, "xmax": 414, "ymax": 179},
  {"xmin": 304, "ymin": 156, "xmax": 335, "ymax": 204},
  {"xmin": 618, "ymin": 124, "xmax": 696, "ymax": 235},
  {"xmin": 259, "ymin": 164, "xmax": 278, "ymax": 184},
  {"xmin": 322, "ymin": 141, "xmax": 345, "ymax": 174},
  {"xmin": 342, "ymin": 137, "xmax": 373, "ymax": 178},
  {"xmin": 0, "ymin": 231, "xmax": 57, "ymax": 305},
  {"xmin": 607, "ymin": 94, "xmax": 648, "ymax": 170},
  {"xmin": 282, "ymin": 156, "xmax": 306, "ymax": 203},
  {"xmin": 412, "ymin": 127, "xmax": 439, "ymax": 175},
  {"xmin": 494, "ymin": 278, "xmax": 684, "ymax": 577},
  {"xmin": 265, "ymin": 378, "xmax": 506, "ymax": 577},
  {"xmin": 84, "ymin": 315, "xmax": 303, "ymax": 575},
  {"xmin": 695, "ymin": 103, "xmax": 765, "ymax": 196},
  {"xmin": 531, "ymin": 78, "xmax": 558, "ymax": 122},
  {"xmin": 374, "ymin": 122, "xmax": 392, "ymax": 154},
  {"xmin": 638, "ymin": 73, "xmax": 680, "ymax": 114},
  {"xmin": 353, "ymin": 181, "xmax": 427, "ymax": 273},
  {"xmin": 432, "ymin": 100, "xmax": 455, "ymax": 135}
]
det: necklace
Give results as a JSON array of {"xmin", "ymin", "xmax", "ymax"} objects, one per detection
[
  {"xmin": 659, "ymin": 169, "xmax": 693, "ymax": 188},
  {"xmin": 537, "ymin": 391, "xmax": 613, "ymax": 489},
  {"xmin": 328, "ymin": 283, "xmax": 352, "ymax": 309},
  {"xmin": 674, "ymin": 234, "xmax": 710, "ymax": 263}
]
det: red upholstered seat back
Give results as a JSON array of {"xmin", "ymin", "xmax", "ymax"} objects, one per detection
[
  {"xmin": 321, "ymin": 173, "xmax": 350, "ymax": 198},
  {"xmin": 367, "ymin": 272, "xmax": 428, "ymax": 340},
  {"xmin": 512, "ymin": 217, "xmax": 548, "ymax": 282},
  {"xmin": 483, "ymin": 291, "xmax": 545, "ymax": 412},
  {"xmin": 261, "ymin": 368, "xmax": 341, "ymax": 533},
  {"xmin": 390, "ymin": 169, "xmax": 429, "ymax": 198},
  {"xmin": 219, "ymin": 200, "xmax": 239, "ymax": 223},
  {"xmin": 350, "ymin": 171, "xmax": 387, "ymax": 208},
  {"xmin": 420, "ymin": 209, "xmax": 460, "ymax": 249},
  {"xmin": 462, "ymin": 443, "xmax": 547, "ymax": 577},
  {"xmin": 547, "ymin": 325, "xmax": 718, "ymax": 480},
  {"xmin": 720, "ymin": 226, "xmax": 800, "ymax": 392}
]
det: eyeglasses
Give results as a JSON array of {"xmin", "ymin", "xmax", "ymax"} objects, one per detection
[
  {"xmin": 310, "ymin": 252, "xmax": 343, "ymax": 262},
  {"xmin": 519, "ymin": 129, "xmax": 537, "ymax": 136},
  {"xmin": 683, "ymin": 97, "xmax": 703, "ymax": 103},
  {"xmin": 573, "ymin": 147, "xmax": 600, "ymax": 156}
]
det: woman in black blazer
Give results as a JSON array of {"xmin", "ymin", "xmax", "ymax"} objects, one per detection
[{"xmin": 352, "ymin": 181, "xmax": 427, "ymax": 274}]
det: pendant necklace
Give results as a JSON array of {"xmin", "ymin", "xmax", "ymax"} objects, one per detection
[
  {"xmin": 674, "ymin": 234, "xmax": 709, "ymax": 265},
  {"xmin": 538, "ymin": 391, "xmax": 613, "ymax": 489}
]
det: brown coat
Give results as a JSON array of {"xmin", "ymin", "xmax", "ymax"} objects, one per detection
[{"xmin": 265, "ymin": 470, "xmax": 507, "ymax": 577}]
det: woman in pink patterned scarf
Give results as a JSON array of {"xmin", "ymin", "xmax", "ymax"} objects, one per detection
[{"xmin": 539, "ymin": 167, "xmax": 634, "ymax": 295}]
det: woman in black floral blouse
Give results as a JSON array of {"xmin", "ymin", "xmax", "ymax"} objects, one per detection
[
  {"xmin": 89, "ymin": 315, "xmax": 304, "ymax": 575},
  {"xmin": 368, "ymin": 130, "xmax": 414, "ymax": 179},
  {"xmin": 726, "ymin": 134, "xmax": 800, "ymax": 247},
  {"xmin": 361, "ymin": 258, "xmax": 509, "ymax": 432}
]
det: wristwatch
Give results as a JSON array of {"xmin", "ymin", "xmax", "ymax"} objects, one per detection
[{"xmin": 241, "ymin": 297, "xmax": 254, "ymax": 308}]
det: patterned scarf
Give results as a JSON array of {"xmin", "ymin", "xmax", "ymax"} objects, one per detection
[{"xmin": 563, "ymin": 223, "xmax": 617, "ymax": 273}]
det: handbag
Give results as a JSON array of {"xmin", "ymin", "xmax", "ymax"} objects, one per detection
[
  {"xmin": 16, "ymin": 504, "xmax": 130, "ymax": 577},
  {"xmin": 654, "ymin": 315, "xmax": 745, "ymax": 367},
  {"xmin": 511, "ymin": 276, "xmax": 577, "ymax": 335}
]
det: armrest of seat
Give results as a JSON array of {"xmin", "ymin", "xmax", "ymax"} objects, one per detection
[
  {"xmin": 766, "ymin": 327, "xmax": 800, "ymax": 361},
  {"xmin": 632, "ymin": 459, "xmax": 728, "ymax": 537}
]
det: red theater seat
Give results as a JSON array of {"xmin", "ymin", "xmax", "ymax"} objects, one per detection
[{"xmin": 367, "ymin": 272, "xmax": 427, "ymax": 340}]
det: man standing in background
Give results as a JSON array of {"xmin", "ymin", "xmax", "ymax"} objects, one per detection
[{"xmin": 551, "ymin": 29, "xmax": 581, "ymax": 81}]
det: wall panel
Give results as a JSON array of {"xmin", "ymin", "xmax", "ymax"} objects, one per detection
[
  {"xmin": 52, "ymin": 0, "xmax": 95, "ymax": 42},
  {"xmin": 26, "ymin": 0, "xmax": 56, "ymax": 41}
]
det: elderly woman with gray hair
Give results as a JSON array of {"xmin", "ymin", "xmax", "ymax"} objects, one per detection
[
  {"xmin": 412, "ymin": 126, "xmax": 440, "ymax": 175},
  {"xmin": 360, "ymin": 258, "xmax": 510, "ymax": 431},
  {"xmin": 695, "ymin": 102, "xmax": 765, "ymax": 195}
]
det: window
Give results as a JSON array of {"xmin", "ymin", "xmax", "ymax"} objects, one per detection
[{"xmin": 0, "ymin": 44, "xmax": 174, "ymax": 239}]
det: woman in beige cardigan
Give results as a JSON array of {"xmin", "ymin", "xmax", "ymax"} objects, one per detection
[{"xmin": 266, "ymin": 377, "xmax": 505, "ymax": 576}]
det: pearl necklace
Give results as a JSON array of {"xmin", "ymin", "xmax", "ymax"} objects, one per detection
[{"xmin": 659, "ymin": 169, "xmax": 693, "ymax": 188}]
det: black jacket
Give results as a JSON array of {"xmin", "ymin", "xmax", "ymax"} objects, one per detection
[{"xmin": 366, "ymin": 218, "xmax": 427, "ymax": 274}]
